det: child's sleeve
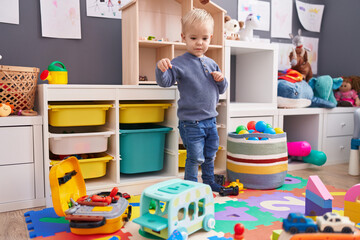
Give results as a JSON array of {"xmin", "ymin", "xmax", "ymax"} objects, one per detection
[
  {"xmin": 214, "ymin": 65, "xmax": 228, "ymax": 94},
  {"xmin": 155, "ymin": 64, "xmax": 178, "ymax": 87}
]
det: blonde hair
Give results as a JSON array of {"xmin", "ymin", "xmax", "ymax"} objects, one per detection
[{"xmin": 181, "ymin": 8, "xmax": 214, "ymax": 34}]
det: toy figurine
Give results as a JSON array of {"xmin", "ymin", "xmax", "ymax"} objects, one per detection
[
  {"xmin": 335, "ymin": 77, "xmax": 360, "ymax": 107},
  {"xmin": 0, "ymin": 102, "xmax": 14, "ymax": 117}
]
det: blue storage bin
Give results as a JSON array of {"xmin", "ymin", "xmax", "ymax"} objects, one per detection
[{"xmin": 119, "ymin": 124, "xmax": 172, "ymax": 174}]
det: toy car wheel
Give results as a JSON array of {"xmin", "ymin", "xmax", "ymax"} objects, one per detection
[
  {"xmin": 289, "ymin": 226, "xmax": 298, "ymax": 234},
  {"xmin": 203, "ymin": 214, "xmax": 216, "ymax": 231},
  {"xmin": 305, "ymin": 226, "xmax": 316, "ymax": 233},
  {"xmin": 125, "ymin": 205, "xmax": 132, "ymax": 222},
  {"xmin": 323, "ymin": 226, "xmax": 334, "ymax": 232},
  {"xmin": 341, "ymin": 227, "xmax": 353, "ymax": 233}
]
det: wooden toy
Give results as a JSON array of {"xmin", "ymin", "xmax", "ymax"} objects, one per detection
[
  {"xmin": 132, "ymin": 179, "xmax": 215, "ymax": 239},
  {"xmin": 305, "ymin": 175, "xmax": 333, "ymax": 217},
  {"xmin": 344, "ymin": 183, "xmax": 360, "ymax": 225}
]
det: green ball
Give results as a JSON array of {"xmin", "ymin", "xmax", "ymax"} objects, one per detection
[
  {"xmin": 266, "ymin": 123, "xmax": 272, "ymax": 129},
  {"xmin": 236, "ymin": 125, "xmax": 247, "ymax": 133}
]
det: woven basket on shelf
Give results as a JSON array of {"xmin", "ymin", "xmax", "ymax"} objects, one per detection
[{"xmin": 0, "ymin": 65, "xmax": 39, "ymax": 112}]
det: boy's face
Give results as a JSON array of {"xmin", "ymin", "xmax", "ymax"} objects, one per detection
[{"xmin": 181, "ymin": 23, "xmax": 213, "ymax": 57}]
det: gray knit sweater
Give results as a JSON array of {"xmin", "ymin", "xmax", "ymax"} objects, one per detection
[{"xmin": 156, "ymin": 52, "xmax": 228, "ymax": 121}]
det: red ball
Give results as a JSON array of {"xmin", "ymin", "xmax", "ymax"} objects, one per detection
[
  {"xmin": 234, "ymin": 223, "xmax": 245, "ymax": 235},
  {"xmin": 247, "ymin": 121, "xmax": 256, "ymax": 130}
]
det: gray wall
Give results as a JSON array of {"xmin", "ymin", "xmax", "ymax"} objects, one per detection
[{"xmin": 1, "ymin": 0, "xmax": 359, "ymax": 85}]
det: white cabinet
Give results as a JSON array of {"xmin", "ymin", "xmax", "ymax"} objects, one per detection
[{"xmin": 0, "ymin": 116, "xmax": 45, "ymax": 212}]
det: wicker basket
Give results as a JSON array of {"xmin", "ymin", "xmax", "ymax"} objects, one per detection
[{"xmin": 0, "ymin": 65, "xmax": 39, "ymax": 113}]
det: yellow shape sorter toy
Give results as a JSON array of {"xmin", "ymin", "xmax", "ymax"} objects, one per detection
[{"xmin": 344, "ymin": 183, "xmax": 360, "ymax": 225}]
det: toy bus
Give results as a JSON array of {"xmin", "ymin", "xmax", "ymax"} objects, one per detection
[{"xmin": 133, "ymin": 179, "xmax": 215, "ymax": 239}]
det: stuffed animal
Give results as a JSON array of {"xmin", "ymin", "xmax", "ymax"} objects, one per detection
[
  {"xmin": 289, "ymin": 29, "xmax": 313, "ymax": 82},
  {"xmin": 277, "ymin": 70, "xmax": 336, "ymax": 109},
  {"xmin": 224, "ymin": 15, "xmax": 241, "ymax": 40},
  {"xmin": 239, "ymin": 13, "xmax": 260, "ymax": 41},
  {"xmin": 308, "ymin": 75, "xmax": 343, "ymax": 106},
  {"xmin": 335, "ymin": 76, "xmax": 360, "ymax": 107}
]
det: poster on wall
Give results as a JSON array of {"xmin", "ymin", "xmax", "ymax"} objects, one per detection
[
  {"xmin": 276, "ymin": 43, "xmax": 294, "ymax": 71},
  {"xmin": 302, "ymin": 36, "xmax": 319, "ymax": 74},
  {"xmin": 296, "ymin": 0, "xmax": 325, "ymax": 32},
  {"xmin": 0, "ymin": 0, "xmax": 19, "ymax": 24},
  {"xmin": 86, "ymin": 0, "xmax": 133, "ymax": 19},
  {"xmin": 238, "ymin": 0, "xmax": 270, "ymax": 31},
  {"xmin": 40, "ymin": 0, "xmax": 81, "ymax": 39},
  {"xmin": 271, "ymin": 0, "xmax": 293, "ymax": 39}
]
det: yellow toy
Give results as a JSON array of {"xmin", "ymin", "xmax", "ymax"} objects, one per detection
[
  {"xmin": 226, "ymin": 179, "xmax": 244, "ymax": 190},
  {"xmin": 40, "ymin": 61, "xmax": 68, "ymax": 84},
  {"xmin": 0, "ymin": 102, "xmax": 14, "ymax": 117},
  {"xmin": 49, "ymin": 156, "xmax": 131, "ymax": 235},
  {"xmin": 344, "ymin": 183, "xmax": 360, "ymax": 225}
]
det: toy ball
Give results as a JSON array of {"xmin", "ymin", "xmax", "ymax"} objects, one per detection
[
  {"xmin": 255, "ymin": 121, "xmax": 267, "ymax": 132},
  {"xmin": 248, "ymin": 129, "xmax": 255, "ymax": 133},
  {"xmin": 274, "ymin": 127, "xmax": 284, "ymax": 134},
  {"xmin": 264, "ymin": 128, "xmax": 276, "ymax": 134},
  {"xmin": 247, "ymin": 121, "xmax": 256, "ymax": 130},
  {"xmin": 236, "ymin": 125, "xmax": 247, "ymax": 134},
  {"xmin": 261, "ymin": 137, "xmax": 269, "ymax": 140},
  {"xmin": 248, "ymin": 137, "xmax": 259, "ymax": 141},
  {"xmin": 266, "ymin": 123, "xmax": 272, "ymax": 129},
  {"xmin": 238, "ymin": 130, "xmax": 249, "ymax": 135}
]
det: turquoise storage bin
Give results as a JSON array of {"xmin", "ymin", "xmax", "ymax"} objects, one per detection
[{"xmin": 119, "ymin": 124, "xmax": 172, "ymax": 174}]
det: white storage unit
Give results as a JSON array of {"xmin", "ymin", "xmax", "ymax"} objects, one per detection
[{"xmin": 0, "ymin": 116, "xmax": 45, "ymax": 212}]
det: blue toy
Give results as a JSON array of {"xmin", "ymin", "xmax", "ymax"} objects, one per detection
[
  {"xmin": 349, "ymin": 108, "xmax": 360, "ymax": 176},
  {"xmin": 308, "ymin": 75, "xmax": 343, "ymax": 106},
  {"xmin": 133, "ymin": 179, "xmax": 215, "ymax": 239},
  {"xmin": 277, "ymin": 78, "xmax": 336, "ymax": 108},
  {"xmin": 283, "ymin": 212, "xmax": 318, "ymax": 234}
]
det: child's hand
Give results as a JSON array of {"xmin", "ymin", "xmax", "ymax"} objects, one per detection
[
  {"xmin": 211, "ymin": 71, "xmax": 224, "ymax": 82},
  {"xmin": 157, "ymin": 58, "xmax": 172, "ymax": 72}
]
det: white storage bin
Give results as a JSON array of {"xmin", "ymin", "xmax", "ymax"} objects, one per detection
[{"xmin": 49, "ymin": 126, "xmax": 114, "ymax": 155}]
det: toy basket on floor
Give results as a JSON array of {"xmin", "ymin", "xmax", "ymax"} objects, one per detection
[
  {"xmin": 0, "ymin": 65, "xmax": 39, "ymax": 113},
  {"xmin": 227, "ymin": 132, "xmax": 288, "ymax": 189}
]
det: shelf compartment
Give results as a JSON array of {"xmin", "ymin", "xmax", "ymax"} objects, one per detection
[{"xmin": 119, "ymin": 103, "xmax": 172, "ymax": 123}]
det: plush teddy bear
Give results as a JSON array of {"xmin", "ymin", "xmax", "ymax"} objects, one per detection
[
  {"xmin": 289, "ymin": 29, "xmax": 313, "ymax": 82},
  {"xmin": 335, "ymin": 76, "xmax": 360, "ymax": 107},
  {"xmin": 224, "ymin": 15, "xmax": 241, "ymax": 40}
]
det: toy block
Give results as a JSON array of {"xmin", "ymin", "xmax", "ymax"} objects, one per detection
[
  {"xmin": 272, "ymin": 229, "xmax": 282, "ymax": 240},
  {"xmin": 344, "ymin": 183, "xmax": 360, "ymax": 224},
  {"xmin": 305, "ymin": 190, "xmax": 332, "ymax": 208},
  {"xmin": 305, "ymin": 198, "xmax": 332, "ymax": 216},
  {"xmin": 306, "ymin": 175, "xmax": 333, "ymax": 200}
]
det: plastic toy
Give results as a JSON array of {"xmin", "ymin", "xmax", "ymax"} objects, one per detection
[
  {"xmin": 0, "ymin": 102, "xmax": 14, "ymax": 117},
  {"xmin": 132, "ymin": 179, "xmax": 215, "ymax": 239},
  {"xmin": 236, "ymin": 125, "xmax": 247, "ymax": 134},
  {"xmin": 40, "ymin": 61, "xmax": 68, "ymax": 84},
  {"xmin": 289, "ymin": 29, "xmax": 313, "ymax": 82},
  {"xmin": 219, "ymin": 186, "xmax": 239, "ymax": 196},
  {"xmin": 226, "ymin": 179, "xmax": 244, "ymax": 190},
  {"xmin": 305, "ymin": 175, "xmax": 333, "ymax": 217},
  {"xmin": 234, "ymin": 223, "xmax": 245, "ymax": 240},
  {"xmin": 344, "ymin": 183, "xmax": 360, "ymax": 225},
  {"xmin": 287, "ymin": 141, "xmax": 311, "ymax": 157},
  {"xmin": 239, "ymin": 13, "xmax": 260, "ymax": 41},
  {"xmin": 316, "ymin": 212, "xmax": 355, "ymax": 233},
  {"xmin": 303, "ymin": 150, "xmax": 327, "ymax": 166},
  {"xmin": 224, "ymin": 15, "xmax": 241, "ymax": 40},
  {"xmin": 214, "ymin": 174, "xmax": 226, "ymax": 186},
  {"xmin": 122, "ymin": 193, "xmax": 131, "ymax": 199},
  {"xmin": 49, "ymin": 157, "xmax": 131, "ymax": 235},
  {"xmin": 350, "ymin": 108, "xmax": 360, "ymax": 176},
  {"xmin": 283, "ymin": 212, "xmax": 318, "ymax": 234}
]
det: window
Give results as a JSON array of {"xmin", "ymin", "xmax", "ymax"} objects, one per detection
[
  {"xmin": 198, "ymin": 198, "xmax": 205, "ymax": 217},
  {"xmin": 177, "ymin": 208, "xmax": 186, "ymax": 221},
  {"xmin": 188, "ymin": 202, "xmax": 195, "ymax": 221}
]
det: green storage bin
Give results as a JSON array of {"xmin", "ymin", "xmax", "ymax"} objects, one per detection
[{"xmin": 119, "ymin": 124, "xmax": 172, "ymax": 174}]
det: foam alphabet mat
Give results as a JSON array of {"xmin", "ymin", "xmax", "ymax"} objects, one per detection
[{"xmin": 24, "ymin": 174, "xmax": 351, "ymax": 240}]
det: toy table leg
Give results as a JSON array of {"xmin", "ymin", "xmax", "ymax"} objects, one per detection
[{"xmin": 349, "ymin": 138, "xmax": 360, "ymax": 176}]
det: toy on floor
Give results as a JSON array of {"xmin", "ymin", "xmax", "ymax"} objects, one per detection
[
  {"xmin": 132, "ymin": 179, "xmax": 215, "ymax": 239},
  {"xmin": 234, "ymin": 223, "xmax": 245, "ymax": 240},
  {"xmin": 49, "ymin": 156, "xmax": 131, "ymax": 235},
  {"xmin": 283, "ymin": 212, "xmax": 318, "ymax": 234},
  {"xmin": 289, "ymin": 29, "xmax": 313, "ymax": 82},
  {"xmin": 40, "ymin": 61, "xmax": 68, "ymax": 84},
  {"xmin": 219, "ymin": 186, "xmax": 239, "ymax": 196},
  {"xmin": 0, "ymin": 102, "xmax": 14, "ymax": 117},
  {"xmin": 344, "ymin": 183, "xmax": 360, "ymax": 225},
  {"xmin": 287, "ymin": 141, "xmax": 327, "ymax": 166},
  {"xmin": 239, "ymin": 13, "xmax": 260, "ymax": 41},
  {"xmin": 317, "ymin": 212, "xmax": 355, "ymax": 233},
  {"xmin": 305, "ymin": 175, "xmax": 333, "ymax": 217}
]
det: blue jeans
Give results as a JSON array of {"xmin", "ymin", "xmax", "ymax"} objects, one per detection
[{"xmin": 178, "ymin": 117, "xmax": 219, "ymax": 184}]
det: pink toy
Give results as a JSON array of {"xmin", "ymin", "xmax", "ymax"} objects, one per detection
[{"xmin": 287, "ymin": 141, "xmax": 311, "ymax": 156}]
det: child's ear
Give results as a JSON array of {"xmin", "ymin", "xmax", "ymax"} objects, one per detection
[{"xmin": 181, "ymin": 33, "xmax": 185, "ymax": 42}]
